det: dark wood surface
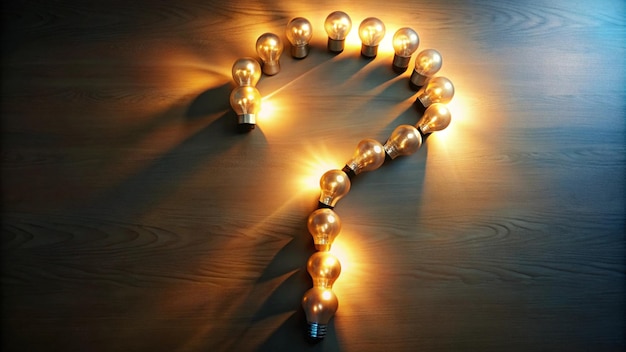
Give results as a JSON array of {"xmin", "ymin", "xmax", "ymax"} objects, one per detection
[{"xmin": 2, "ymin": 0, "xmax": 624, "ymax": 351}]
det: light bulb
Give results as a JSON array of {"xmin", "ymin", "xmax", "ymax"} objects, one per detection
[
  {"xmin": 417, "ymin": 103, "xmax": 451, "ymax": 134},
  {"xmin": 391, "ymin": 27, "xmax": 419, "ymax": 73},
  {"xmin": 414, "ymin": 76, "xmax": 455, "ymax": 114},
  {"xmin": 302, "ymin": 287, "xmax": 339, "ymax": 342},
  {"xmin": 256, "ymin": 33, "xmax": 284, "ymax": 76},
  {"xmin": 307, "ymin": 251, "xmax": 341, "ymax": 288},
  {"xmin": 307, "ymin": 208, "xmax": 342, "ymax": 251},
  {"xmin": 383, "ymin": 125, "xmax": 423, "ymax": 159},
  {"xmin": 410, "ymin": 49, "xmax": 442, "ymax": 89},
  {"xmin": 358, "ymin": 17, "xmax": 386, "ymax": 58},
  {"xmin": 231, "ymin": 57, "xmax": 262, "ymax": 87},
  {"xmin": 229, "ymin": 86, "xmax": 261, "ymax": 132},
  {"xmin": 286, "ymin": 17, "xmax": 313, "ymax": 59},
  {"xmin": 324, "ymin": 11, "xmax": 352, "ymax": 53},
  {"xmin": 342, "ymin": 138, "xmax": 386, "ymax": 177},
  {"xmin": 318, "ymin": 169, "xmax": 351, "ymax": 209}
]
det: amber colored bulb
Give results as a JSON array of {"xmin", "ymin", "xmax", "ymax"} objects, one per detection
[
  {"xmin": 256, "ymin": 33, "xmax": 284, "ymax": 76},
  {"xmin": 286, "ymin": 17, "xmax": 313, "ymax": 58},
  {"xmin": 319, "ymin": 169, "xmax": 351, "ymax": 208},
  {"xmin": 415, "ymin": 76, "xmax": 455, "ymax": 109},
  {"xmin": 231, "ymin": 57, "xmax": 262, "ymax": 87},
  {"xmin": 324, "ymin": 11, "xmax": 352, "ymax": 52},
  {"xmin": 410, "ymin": 49, "xmax": 442, "ymax": 88},
  {"xmin": 229, "ymin": 86, "xmax": 262, "ymax": 128},
  {"xmin": 358, "ymin": 17, "xmax": 386, "ymax": 57},
  {"xmin": 307, "ymin": 208, "xmax": 342, "ymax": 251},
  {"xmin": 307, "ymin": 251, "xmax": 342, "ymax": 288},
  {"xmin": 345, "ymin": 139, "xmax": 386, "ymax": 175},
  {"xmin": 417, "ymin": 103, "xmax": 452, "ymax": 134},
  {"xmin": 302, "ymin": 287, "xmax": 339, "ymax": 342},
  {"xmin": 383, "ymin": 125, "xmax": 423, "ymax": 159}
]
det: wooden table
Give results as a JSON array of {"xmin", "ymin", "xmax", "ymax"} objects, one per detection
[{"xmin": 2, "ymin": 0, "xmax": 624, "ymax": 351}]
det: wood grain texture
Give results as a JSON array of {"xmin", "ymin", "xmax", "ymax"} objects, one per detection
[{"xmin": 2, "ymin": 0, "xmax": 624, "ymax": 351}]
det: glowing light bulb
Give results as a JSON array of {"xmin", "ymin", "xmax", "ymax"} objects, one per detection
[
  {"xmin": 342, "ymin": 138, "xmax": 386, "ymax": 177},
  {"xmin": 414, "ymin": 76, "xmax": 455, "ymax": 114},
  {"xmin": 286, "ymin": 17, "xmax": 313, "ymax": 59},
  {"xmin": 256, "ymin": 33, "xmax": 284, "ymax": 76},
  {"xmin": 302, "ymin": 287, "xmax": 339, "ymax": 342},
  {"xmin": 229, "ymin": 86, "xmax": 261, "ymax": 132},
  {"xmin": 307, "ymin": 251, "xmax": 341, "ymax": 288},
  {"xmin": 383, "ymin": 125, "xmax": 423, "ymax": 159},
  {"xmin": 318, "ymin": 169, "xmax": 351, "ymax": 208},
  {"xmin": 417, "ymin": 103, "xmax": 451, "ymax": 134},
  {"xmin": 324, "ymin": 11, "xmax": 352, "ymax": 53},
  {"xmin": 307, "ymin": 208, "xmax": 342, "ymax": 251},
  {"xmin": 391, "ymin": 27, "xmax": 419, "ymax": 73},
  {"xmin": 358, "ymin": 17, "xmax": 386, "ymax": 58},
  {"xmin": 231, "ymin": 57, "xmax": 262, "ymax": 87},
  {"xmin": 410, "ymin": 49, "xmax": 442, "ymax": 89}
]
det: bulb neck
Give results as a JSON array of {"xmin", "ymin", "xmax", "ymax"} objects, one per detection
[
  {"xmin": 417, "ymin": 126, "xmax": 431, "ymax": 140},
  {"xmin": 327, "ymin": 38, "xmax": 345, "ymax": 53},
  {"xmin": 414, "ymin": 96, "xmax": 428, "ymax": 115},
  {"xmin": 317, "ymin": 200, "xmax": 334, "ymax": 210},
  {"xmin": 314, "ymin": 242, "xmax": 332, "ymax": 251},
  {"xmin": 409, "ymin": 70, "xmax": 428, "ymax": 90},
  {"xmin": 237, "ymin": 113, "xmax": 256, "ymax": 125},
  {"xmin": 306, "ymin": 322, "xmax": 327, "ymax": 343},
  {"xmin": 341, "ymin": 164, "xmax": 357, "ymax": 179},
  {"xmin": 291, "ymin": 44, "xmax": 310, "ymax": 59},
  {"xmin": 360, "ymin": 44, "xmax": 378, "ymax": 58},
  {"xmin": 392, "ymin": 55, "xmax": 411, "ymax": 73},
  {"xmin": 262, "ymin": 60, "xmax": 280, "ymax": 76},
  {"xmin": 383, "ymin": 142, "xmax": 400, "ymax": 160}
]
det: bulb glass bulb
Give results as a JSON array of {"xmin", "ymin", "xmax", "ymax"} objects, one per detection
[
  {"xmin": 417, "ymin": 103, "xmax": 452, "ymax": 134},
  {"xmin": 318, "ymin": 169, "xmax": 351, "ymax": 208},
  {"xmin": 302, "ymin": 287, "xmax": 339, "ymax": 342},
  {"xmin": 231, "ymin": 57, "xmax": 262, "ymax": 87},
  {"xmin": 358, "ymin": 17, "xmax": 386, "ymax": 57},
  {"xmin": 345, "ymin": 138, "xmax": 386, "ymax": 175},
  {"xmin": 324, "ymin": 11, "xmax": 352, "ymax": 52},
  {"xmin": 415, "ymin": 76, "xmax": 455, "ymax": 112},
  {"xmin": 307, "ymin": 251, "xmax": 341, "ymax": 288},
  {"xmin": 410, "ymin": 49, "xmax": 443, "ymax": 88},
  {"xmin": 307, "ymin": 208, "xmax": 342, "ymax": 251},
  {"xmin": 256, "ymin": 33, "xmax": 283, "ymax": 76},
  {"xmin": 383, "ymin": 125, "xmax": 423, "ymax": 159},
  {"xmin": 392, "ymin": 27, "xmax": 419, "ymax": 72},
  {"xmin": 286, "ymin": 17, "xmax": 313, "ymax": 59},
  {"xmin": 229, "ymin": 86, "xmax": 261, "ymax": 129}
]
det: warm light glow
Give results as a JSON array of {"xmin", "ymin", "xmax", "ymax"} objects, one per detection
[
  {"xmin": 319, "ymin": 169, "xmax": 351, "ymax": 207},
  {"xmin": 229, "ymin": 86, "xmax": 261, "ymax": 125},
  {"xmin": 383, "ymin": 124, "xmax": 423, "ymax": 159},
  {"xmin": 358, "ymin": 17, "xmax": 386, "ymax": 46},
  {"xmin": 417, "ymin": 103, "xmax": 451, "ymax": 134},
  {"xmin": 286, "ymin": 17, "xmax": 313, "ymax": 46},
  {"xmin": 416, "ymin": 76, "xmax": 455, "ymax": 107}
]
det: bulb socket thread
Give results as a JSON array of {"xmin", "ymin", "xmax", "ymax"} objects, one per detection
[
  {"xmin": 262, "ymin": 61, "xmax": 280, "ymax": 76},
  {"xmin": 360, "ymin": 44, "xmax": 378, "ymax": 58},
  {"xmin": 291, "ymin": 44, "xmax": 310, "ymax": 59},
  {"xmin": 392, "ymin": 55, "xmax": 411, "ymax": 73},
  {"xmin": 306, "ymin": 322, "xmax": 327, "ymax": 343},
  {"xmin": 327, "ymin": 38, "xmax": 345, "ymax": 53},
  {"xmin": 409, "ymin": 71, "xmax": 429, "ymax": 90}
]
